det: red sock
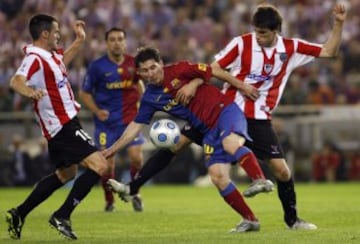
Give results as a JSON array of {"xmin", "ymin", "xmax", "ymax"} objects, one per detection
[
  {"xmin": 130, "ymin": 165, "xmax": 140, "ymax": 181},
  {"xmin": 239, "ymin": 151, "xmax": 265, "ymax": 180},
  {"xmin": 101, "ymin": 172, "xmax": 115, "ymax": 204},
  {"xmin": 221, "ymin": 183, "xmax": 257, "ymax": 221}
]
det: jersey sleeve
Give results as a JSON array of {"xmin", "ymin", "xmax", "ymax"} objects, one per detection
[
  {"xmin": 179, "ymin": 61, "xmax": 212, "ymax": 83},
  {"xmin": 214, "ymin": 37, "xmax": 241, "ymax": 69},
  {"xmin": 82, "ymin": 61, "xmax": 98, "ymax": 93},
  {"xmin": 134, "ymin": 95, "xmax": 157, "ymax": 124},
  {"xmin": 292, "ymin": 38, "xmax": 322, "ymax": 67},
  {"xmin": 15, "ymin": 55, "xmax": 41, "ymax": 81}
]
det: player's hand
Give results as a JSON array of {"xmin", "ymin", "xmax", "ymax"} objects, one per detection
[
  {"xmin": 73, "ymin": 20, "xmax": 86, "ymax": 41},
  {"xmin": 240, "ymin": 83, "xmax": 259, "ymax": 101},
  {"xmin": 175, "ymin": 83, "xmax": 197, "ymax": 105},
  {"xmin": 333, "ymin": 3, "xmax": 346, "ymax": 23},
  {"xmin": 95, "ymin": 109, "xmax": 109, "ymax": 121},
  {"xmin": 28, "ymin": 89, "xmax": 47, "ymax": 100},
  {"xmin": 102, "ymin": 148, "xmax": 114, "ymax": 159}
]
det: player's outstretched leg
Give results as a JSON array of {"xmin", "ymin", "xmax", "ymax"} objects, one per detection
[{"xmin": 243, "ymin": 179, "xmax": 274, "ymax": 198}]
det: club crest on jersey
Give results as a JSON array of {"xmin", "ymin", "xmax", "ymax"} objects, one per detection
[
  {"xmin": 264, "ymin": 64, "xmax": 273, "ymax": 74},
  {"xmin": 197, "ymin": 63, "xmax": 207, "ymax": 71},
  {"xmin": 279, "ymin": 53, "xmax": 288, "ymax": 62},
  {"xmin": 170, "ymin": 79, "xmax": 181, "ymax": 89},
  {"xmin": 117, "ymin": 67, "xmax": 123, "ymax": 74}
]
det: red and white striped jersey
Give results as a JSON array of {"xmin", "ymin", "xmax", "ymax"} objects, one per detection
[
  {"xmin": 16, "ymin": 45, "xmax": 81, "ymax": 139},
  {"xmin": 215, "ymin": 32, "xmax": 322, "ymax": 120}
]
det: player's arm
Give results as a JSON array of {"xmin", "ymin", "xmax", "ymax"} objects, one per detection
[
  {"xmin": 319, "ymin": 3, "xmax": 346, "ymax": 58},
  {"xmin": 137, "ymin": 80, "xmax": 145, "ymax": 96},
  {"xmin": 9, "ymin": 75, "xmax": 46, "ymax": 100},
  {"xmin": 103, "ymin": 121, "xmax": 145, "ymax": 158},
  {"xmin": 63, "ymin": 20, "xmax": 86, "ymax": 66},
  {"xmin": 79, "ymin": 90, "xmax": 109, "ymax": 121},
  {"xmin": 175, "ymin": 78, "xmax": 203, "ymax": 105},
  {"xmin": 210, "ymin": 62, "xmax": 259, "ymax": 100}
]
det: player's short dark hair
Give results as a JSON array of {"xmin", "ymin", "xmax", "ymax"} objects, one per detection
[
  {"xmin": 29, "ymin": 14, "xmax": 57, "ymax": 40},
  {"xmin": 252, "ymin": 4, "xmax": 282, "ymax": 32},
  {"xmin": 135, "ymin": 47, "xmax": 161, "ymax": 67},
  {"xmin": 105, "ymin": 27, "xmax": 126, "ymax": 40}
]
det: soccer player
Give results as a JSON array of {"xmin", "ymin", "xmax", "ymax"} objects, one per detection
[
  {"xmin": 5, "ymin": 14, "xmax": 107, "ymax": 240},
  {"xmin": 79, "ymin": 27, "xmax": 145, "ymax": 212},
  {"xmin": 106, "ymin": 47, "xmax": 274, "ymax": 233},
  {"xmin": 209, "ymin": 3, "xmax": 346, "ymax": 230}
]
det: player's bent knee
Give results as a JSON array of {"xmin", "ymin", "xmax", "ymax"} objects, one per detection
[
  {"xmin": 83, "ymin": 152, "xmax": 108, "ymax": 176},
  {"xmin": 222, "ymin": 133, "xmax": 246, "ymax": 155},
  {"xmin": 56, "ymin": 166, "xmax": 77, "ymax": 183}
]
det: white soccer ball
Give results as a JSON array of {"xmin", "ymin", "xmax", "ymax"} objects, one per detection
[{"xmin": 149, "ymin": 119, "xmax": 180, "ymax": 148}]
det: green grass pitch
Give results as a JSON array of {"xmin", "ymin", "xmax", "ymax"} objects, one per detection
[{"xmin": 1, "ymin": 182, "xmax": 360, "ymax": 243}]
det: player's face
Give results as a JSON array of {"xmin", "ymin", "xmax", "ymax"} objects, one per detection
[
  {"xmin": 47, "ymin": 22, "xmax": 61, "ymax": 51},
  {"xmin": 254, "ymin": 27, "xmax": 277, "ymax": 47},
  {"xmin": 136, "ymin": 59, "xmax": 164, "ymax": 85},
  {"xmin": 106, "ymin": 31, "xmax": 126, "ymax": 59}
]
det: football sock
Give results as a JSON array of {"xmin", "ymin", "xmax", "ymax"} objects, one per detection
[
  {"xmin": 129, "ymin": 149, "xmax": 175, "ymax": 195},
  {"xmin": 220, "ymin": 182, "xmax": 257, "ymax": 221},
  {"xmin": 101, "ymin": 172, "xmax": 115, "ymax": 204},
  {"xmin": 277, "ymin": 177, "xmax": 297, "ymax": 226},
  {"xmin": 54, "ymin": 169, "xmax": 100, "ymax": 219},
  {"xmin": 236, "ymin": 147, "xmax": 265, "ymax": 180},
  {"xmin": 17, "ymin": 173, "xmax": 63, "ymax": 220}
]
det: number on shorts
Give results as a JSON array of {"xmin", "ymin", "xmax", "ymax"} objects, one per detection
[
  {"xmin": 99, "ymin": 132, "xmax": 107, "ymax": 146},
  {"xmin": 75, "ymin": 129, "xmax": 92, "ymax": 142}
]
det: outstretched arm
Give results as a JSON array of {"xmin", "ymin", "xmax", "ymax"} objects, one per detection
[
  {"xmin": 63, "ymin": 20, "xmax": 86, "ymax": 65},
  {"xmin": 319, "ymin": 3, "xmax": 346, "ymax": 58},
  {"xmin": 103, "ymin": 121, "xmax": 145, "ymax": 158}
]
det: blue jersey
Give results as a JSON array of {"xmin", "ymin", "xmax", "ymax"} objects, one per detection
[{"xmin": 82, "ymin": 54, "xmax": 140, "ymax": 127}]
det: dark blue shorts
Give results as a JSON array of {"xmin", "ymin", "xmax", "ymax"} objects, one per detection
[
  {"xmin": 94, "ymin": 123, "xmax": 144, "ymax": 150},
  {"xmin": 203, "ymin": 103, "xmax": 251, "ymax": 167}
]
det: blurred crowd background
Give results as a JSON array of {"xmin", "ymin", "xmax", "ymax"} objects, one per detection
[{"xmin": 0, "ymin": 0, "xmax": 359, "ymax": 186}]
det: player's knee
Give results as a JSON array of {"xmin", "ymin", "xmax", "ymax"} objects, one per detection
[
  {"xmin": 85, "ymin": 152, "xmax": 108, "ymax": 176},
  {"xmin": 208, "ymin": 166, "xmax": 230, "ymax": 189},
  {"xmin": 270, "ymin": 159, "xmax": 291, "ymax": 180},
  {"xmin": 222, "ymin": 133, "xmax": 245, "ymax": 155},
  {"xmin": 56, "ymin": 166, "xmax": 77, "ymax": 183}
]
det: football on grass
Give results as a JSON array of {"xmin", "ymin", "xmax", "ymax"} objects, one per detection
[{"xmin": 149, "ymin": 119, "xmax": 180, "ymax": 148}]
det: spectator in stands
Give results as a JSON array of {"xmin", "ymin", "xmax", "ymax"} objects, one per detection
[
  {"xmin": 312, "ymin": 141, "xmax": 344, "ymax": 182},
  {"xmin": 348, "ymin": 152, "xmax": 360, "ymax": 180}
]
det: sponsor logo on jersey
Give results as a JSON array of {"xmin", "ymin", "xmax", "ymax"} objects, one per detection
[
  {"xmin": 106, "ymin": 80, "xmax": 133, "ymax": 89},
  {"xmin": 57, "ymin": 77, "xmax": 68, "ymax": 88},
  {"xmin": 247, "ymin": 73, "xmax": 271, "ymax": 82}
]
